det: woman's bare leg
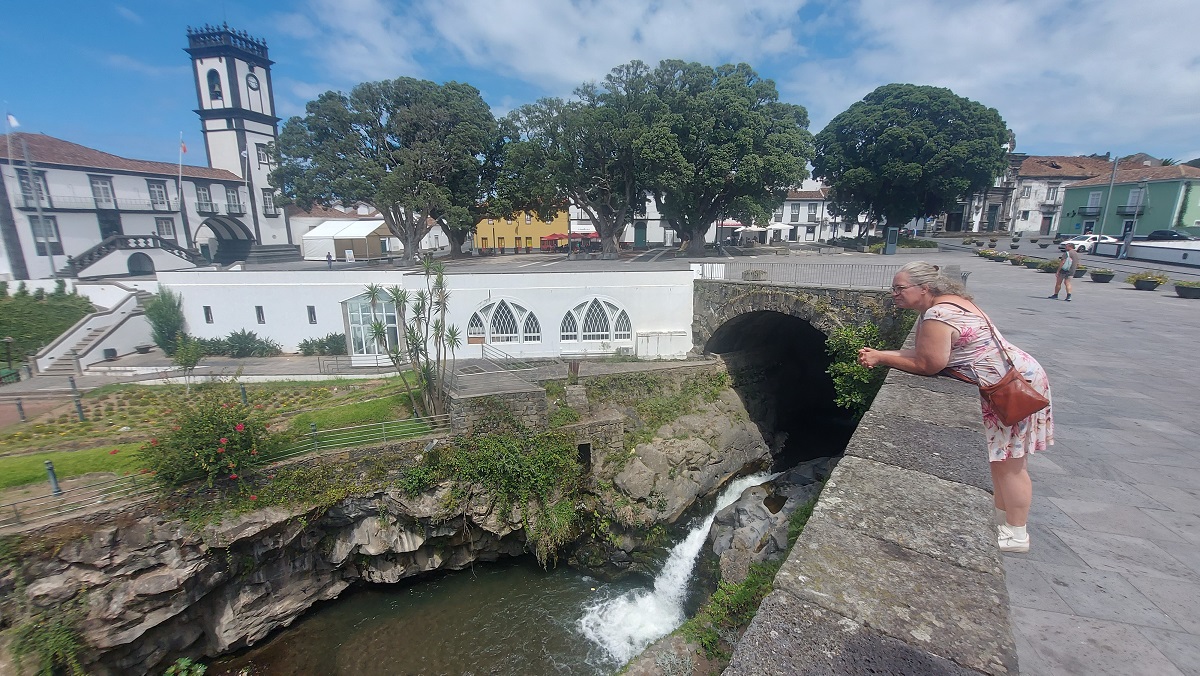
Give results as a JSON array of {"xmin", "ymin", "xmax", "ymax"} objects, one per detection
[{"xmin": 990, "ymin": 456, "xmax": 1031, "ymax": 526}]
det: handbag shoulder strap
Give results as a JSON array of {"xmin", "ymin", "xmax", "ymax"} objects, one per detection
[{"xmin": 931, "ymin": 301, "xmax": 1019, "ymax": 375}]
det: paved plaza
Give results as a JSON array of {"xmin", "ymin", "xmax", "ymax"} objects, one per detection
[{"xmin": 2, "ymin": 245, "xmax": 1199, "ymax": 674}]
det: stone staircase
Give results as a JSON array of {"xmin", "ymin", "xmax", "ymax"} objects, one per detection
[
  {"xmin": 133, "ymin": 290, "xmax": 154, "ymax": 309},
  {"xmin": 41, "ymin": 326, "xmax": 109, "ymax": 375}
]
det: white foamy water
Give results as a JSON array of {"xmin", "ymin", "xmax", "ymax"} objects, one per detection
[{"xmin": 578, "ymin": 472, "xmax": 776, "ymax": 665}]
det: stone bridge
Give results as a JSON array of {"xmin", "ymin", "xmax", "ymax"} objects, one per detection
[{"xmin": 692, "ymin": 279, "xmax": 908, "ymax": 353}]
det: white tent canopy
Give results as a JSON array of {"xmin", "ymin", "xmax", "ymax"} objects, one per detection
[
  {"xmin": 302, "ymin": 220, "xmax": 400, "ymax": 260},
  {"xmin": 766, "ymin": 224, "xmax": 793, "ymax": 231}
]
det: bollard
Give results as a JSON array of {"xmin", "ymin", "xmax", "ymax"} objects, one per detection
[
  {"xmin": 45, "ymin": 460, "xmax": 63, "ymax": 496},
  {"xmin": 310, "ymin": 422, "xmax": 319, "ymax": 452},
  {"xmin": 240, "ymin": 383, "xmax": 248, "ymax": 406},
  {"xmin": 74, "ymin": 396, "xmax": 86, "ymax": 421},
  {"xmin": 68, "ymin": 375, "xmax": 78, "ymax": 395},
  {"xmin": 23, "ymin": 364, "xmax": 33, "ymax": 379},
  {"xmin": 16, "ymin": 398, "xmax": 26, "ymax": 422}
]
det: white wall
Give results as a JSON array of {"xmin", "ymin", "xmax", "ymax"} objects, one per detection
[
  {"xmin": 78, "ymin": 248, "xmax": 200, "ymax": 278},
  {"xmin": 1094, "ymin": 241, "xmax": 1200, "ymax": 267},
  {"xmin": 157, "ymin": 267, "xmax": 697, "ymax": 358}
]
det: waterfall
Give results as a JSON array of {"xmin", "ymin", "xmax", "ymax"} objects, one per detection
[{"xmin": 578, "ymin": 472, "xmax": 775, "ymax": 665}]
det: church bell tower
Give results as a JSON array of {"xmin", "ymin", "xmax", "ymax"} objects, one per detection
[{"xmin": 185, "ymin": 24, "xmax": 295, "ymax": 258}]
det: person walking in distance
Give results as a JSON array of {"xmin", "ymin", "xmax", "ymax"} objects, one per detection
[
  {"xmin": 1048, "ymin": 244, "xmax": 1082, "ymax": 301},
  {"xmin": 326, "ymin": 251, "xmax": 334, "ymax": 270}
]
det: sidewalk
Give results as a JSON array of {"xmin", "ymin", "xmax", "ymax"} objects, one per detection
[{"xmin": 919, "ymin": 250, "xmax": 1200, "ymax": 676}]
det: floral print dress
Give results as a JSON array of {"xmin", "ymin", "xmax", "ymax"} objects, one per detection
[{"xmin": 924, "ymin": 303, "xmax": 1054, "ymax": 462}]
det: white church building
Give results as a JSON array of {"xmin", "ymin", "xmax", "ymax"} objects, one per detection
[{"xmin": 0, "ymin": 24, "xmax": 298, "ymax": 281}]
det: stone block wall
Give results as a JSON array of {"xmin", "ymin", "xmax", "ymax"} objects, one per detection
[
  {"xmin": 724, "ymin": 363, "xmax": 1018, "ymax": 674},
  {"xmin": 447, "ymin": 388, "xmax": 549, "ymax": 435}
]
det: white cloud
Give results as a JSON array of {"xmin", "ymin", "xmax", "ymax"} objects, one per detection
[
  {"xmin": 279, "ymin": 0, "xmax": 431, "ymax": 82},
  {"xmin": 113, "ymin": 5, "xmax": 143, "ymax": 24},
  {"xmin": 103, "ymin": 54, "xmax": 188, "ymax": 78},
  {"xmin": 781, "ymin": 0, "xmax": 1200, "ymax": 157}
]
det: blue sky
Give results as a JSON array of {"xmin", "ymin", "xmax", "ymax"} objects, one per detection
[{"xmin": 3, "ymin": 0, "xmax": 1198, "ymax": 167}]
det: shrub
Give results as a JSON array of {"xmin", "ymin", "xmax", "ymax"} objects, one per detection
[
  {"xmin": 1090, "ymin": 268, "xmax": 1114, "ymax": 275},
  {"xmin": 1175, "ymin": 280, "xmax": 1200, "ymax": 288},
  {"xmin": 137, "ymin": 384, "xmax": 275, "ymax": 487},
  {"xmin": 144, "ymin": 288, "xmax": 187, "ymax": 356},
  {"xmin": 0, "ymin": 287, "xmax": 94, "ymax": 361},
  {"xmin": 1037, "ymin": 260, "xmax": 1059, "ymax": 272},
  {"xmin": 1125, "ymin": 270, "xmax": 1169, "ymax": 285},
  {"xmin": 825, "ymin": 324, "xmax": 887, "ymax": 419},
  {"xmin": 298, "ymin": 332, "xmax": 347, "ymax": 356},
  {"xmin": 224, "ymin": 329, "xmax": 282, "ymax": 358}
]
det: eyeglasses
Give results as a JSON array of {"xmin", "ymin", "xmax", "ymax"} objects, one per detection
[{"xmin": 890, "ymin": 284, "xmax": 916, "ymax": 293}]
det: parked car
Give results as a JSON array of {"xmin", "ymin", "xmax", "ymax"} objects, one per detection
[
  {"xmin": 1146, "ymin": 230, "xmax": 1197, "ymax": 241},
  {"xmin": 1059, "ymin": 234, "xmax": 1118, "ymax": 253}
]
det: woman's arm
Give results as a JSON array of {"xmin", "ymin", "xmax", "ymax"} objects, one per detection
[{"xmin": 857, "ymin": 319, "xmax": 953, "ymax": 376}]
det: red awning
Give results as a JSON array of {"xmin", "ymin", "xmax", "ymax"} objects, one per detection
[
  {"xmin": 541, "ymin": 233, "xmax": 567, "ymax": 240},
  {"xmin": 569, "ymin": 231, "xmax": 600, "ymax": 239}
]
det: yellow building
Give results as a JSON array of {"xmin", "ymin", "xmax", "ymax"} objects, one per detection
[{"xmin": 473, "ymin": 211, "xmax": 570, "ymax": 254}]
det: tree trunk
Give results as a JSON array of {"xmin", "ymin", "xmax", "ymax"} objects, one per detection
[
  {"xmin": 685, "ymin": 236, "xmax": 707, "ymax": 257},
  {"xmin": 444, "ymin": 228, "xmax": 469, "ymax": 258},
  {"xmin": 601, "ymin": 235, "xmax": 620, "ymax": 259}
]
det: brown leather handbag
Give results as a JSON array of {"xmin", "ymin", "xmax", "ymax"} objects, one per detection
[{"xmin": 940, "ymin": 303, "xmax": 1050, "ymax": 426}]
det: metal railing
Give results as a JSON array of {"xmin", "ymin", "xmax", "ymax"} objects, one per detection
[
  {"xmin": 696, "ymin": 261, "xmax": 901, "ymax": 289},
  {"xmin": 0, "ymin": 415, "xmax": 449, "ymax": 531},
  {"xmin": 17, "ymin": 195, "xmax": 180, "ymax": 212}
]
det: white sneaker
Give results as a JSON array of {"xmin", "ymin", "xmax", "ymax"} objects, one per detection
[{"xmin": 998, "ymin": 524, "xmax": 1030, "ymax": 553}]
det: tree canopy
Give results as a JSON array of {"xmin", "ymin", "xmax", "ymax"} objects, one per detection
[
  {"xmin": 645, "ymin": 61, "xmax": 813, "ymax": 256},
  {"xmin": 812, "ymin": 84, "xmax": 1009, "ymax": 230},
  {"xmin": 271, "ymin": 78, "xmax": 498, "ymax": 262}
]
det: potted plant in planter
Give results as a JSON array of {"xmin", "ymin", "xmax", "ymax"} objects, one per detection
[
  {"xmin": 1037, "ymin": 260, "xmax": 1060, "ymax": 273},
  {"xmin": 1073, "ymin": 265, "xmax": 1088, "ymax": 278},
  {"xmin": 961, "ymin": 237, "xmax": 973, "ymax": 245},
  {"xmin": 1038, "ymin": 242, "xmax": 1051, "ymax": 248},
  {"xmin": 1174, "ymin": 280, "xmax": 1200, "ymax": 299},
  {"xmin": 1024, "ymin": 258, "xmax": 1043, "ymax": 269},
  {"xmin": 993, "ymin": 252, "xmax": 1010, "ymax": 262},
  {"xmin": 1010, "ymin": 254, "xmax": 1025, "ymax": 266},
  {"xmin": 1125, "ymin": 270, "xmax": 1169, "ymax": 291},
  {"xmin": 1029, "ymin": 237, "xmax": 1039, "ymax": 244},
  {"xmin": 1089, "ymin": 268, "xmax": 1115, "ymax": 283},
  {"xmin": 974, "ymin": 240, "xmax": 985, "ymax": 248}
]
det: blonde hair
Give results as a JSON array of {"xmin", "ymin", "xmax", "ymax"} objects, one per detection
[{"xmin": 899, "ymin": 261, "xmax": 973, "ymax": 299}]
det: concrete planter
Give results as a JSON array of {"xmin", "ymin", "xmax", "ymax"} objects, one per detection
[
  {"xmin": 1089, "ymin": 272, "xmax": 1115, "ymax": 283},
  {"xmin": 1023, "ymin": 260, "xmax": 1042, "ymax": 269},
  {"xmin": 1174, "ymin": 284, "xmax": 1200, "ymax": 299},
  {"xmin": 1133, "ymin": 280, "xmax": 1162, "ymax": 291},
  {"xmin": 1073, "ymin": 268, "xmax": 1087, "ymax": 278}
]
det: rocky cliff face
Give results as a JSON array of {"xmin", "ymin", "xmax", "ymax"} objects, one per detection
[{"xmin": 4, "ymin": 485, "xmax": 529, "ymax": 676}]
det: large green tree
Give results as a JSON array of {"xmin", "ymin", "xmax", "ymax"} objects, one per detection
[
  {"xmin": 812, "ymin": 84, "xmax": 1009, "ymax": 231},
  {"xmin": 645, "ymin": 61, "xmax": 814, "ymax": 256},
  {"xmin": 502, "ymin": 62, "xmax": 660, "ymax": 259},
  {"xmin": 272, "ymin": 78, "xmax": 498, "ymax": 262}
]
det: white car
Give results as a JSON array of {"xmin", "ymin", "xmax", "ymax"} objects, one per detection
[{"xmin": 1059, "ymin": 234, "xmax": 1118, "ymax": 253}]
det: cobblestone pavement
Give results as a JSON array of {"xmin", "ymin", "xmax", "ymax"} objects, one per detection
[{"xmin": 915, "ymin": 249, "xmax": 1200, "ymax": 676}]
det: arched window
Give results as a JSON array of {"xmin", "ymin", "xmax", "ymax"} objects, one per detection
[
  {"xmin": 490, "ymin": 302, "xmax": 518, "ymax": 342},
  {"xmin": 614, "ymin": 311, "xmax": 632, "ymax": 340},
  {"xmin": 469, "ymin": 300, "xmax": 540, "ymax": 344},
  {"xmin": 467, "ymin": 313, "xmax": 485, "ymax": 344},
  {"xmin": 207, "ymin": 70, "xmax": 223, "ymax": 101},
  {"xmin": 581, "ymin": 300, "xmax": 610, "ymax": 341},
  {"xmin": 561, "ymin": 298, "xmax": 634, "ymax": 344},
  {"xmin": 523, "ymin": 313, "xmax": 541, "ymax": 343},
  {"xmin": 560, "ymin": 313, "xmax": 578, "ymax": 342}
]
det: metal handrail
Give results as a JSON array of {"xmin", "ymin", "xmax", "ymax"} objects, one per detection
[{"xmin": 696, "ymin": 261, "xmax": 901, "ymax": 289}]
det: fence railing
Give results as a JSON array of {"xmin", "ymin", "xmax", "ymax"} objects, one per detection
[
  {"xmin": 0, "ymin": 415, "xmax": 449, "ymax": 532},
  {"xmin": 696, "ymin": 261, "xmax": 901, "ymax": 289}
]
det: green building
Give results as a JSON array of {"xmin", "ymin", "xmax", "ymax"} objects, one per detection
[{"xmin": 1059, "ymin": 165, "xmax": 1200, "ymax": 238}]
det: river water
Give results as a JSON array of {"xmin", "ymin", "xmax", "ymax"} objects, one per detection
[{"xmin": 211, "ymin": 474, "xmax": 769, "ymax": 675}]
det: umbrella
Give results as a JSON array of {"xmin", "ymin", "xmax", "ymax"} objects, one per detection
[
  {"xmin": 569, "ymin": 231, "xmax": 600, "ymax": 239},
  {"xmin": 541, "ymin": 233, "xmax": 567, "ymax": 240}
]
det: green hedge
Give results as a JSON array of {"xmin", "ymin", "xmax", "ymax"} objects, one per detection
[{"xmin": 0, "ymin": 287, "xmax": 94, "ymax": 363}]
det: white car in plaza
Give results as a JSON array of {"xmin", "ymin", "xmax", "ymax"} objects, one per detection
[{"xmin": 1059, "ymin": 234, "xmax": 1118, "ymax": 253}]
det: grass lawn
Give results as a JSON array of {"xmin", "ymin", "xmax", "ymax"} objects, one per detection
[
  {"xmin": 0, "ymin": 443, "xmax": 145, "ymax": 489},
  {"xmin": 288, "ymin": 394, "xmax": 413, "ymax": 432}
]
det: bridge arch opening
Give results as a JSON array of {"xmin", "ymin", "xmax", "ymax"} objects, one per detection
[{"xmin": 706, "ymin": 310, "xmax": 855, "ymax": 468}]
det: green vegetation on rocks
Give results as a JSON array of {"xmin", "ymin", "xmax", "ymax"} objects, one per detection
[{"xmin": 583, "ymin": 371, "xmax": 728, "ymax": 449}]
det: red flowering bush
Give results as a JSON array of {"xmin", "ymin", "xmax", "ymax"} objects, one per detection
[{"xmin": 136, "ymin": 384, "xmax": 276, "ymax": 487}]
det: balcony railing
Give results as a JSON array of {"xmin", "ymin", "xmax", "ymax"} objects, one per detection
[
  {"xmin": 1116, "ymin": 204, "xmax": 1145, "ymax": 216},
  {"xmin": 17, "ymin": 194, "xmax": 179, "ymax": 212},
  {"xmin": 1039, "ymin": 199, "xmax": 1061, "ymax": 210},
  {"xmin": 195, "ymin": 201, "xmax": 219, "ymax": 214},
  {"xmin": 1078, "ymin": 206, "xmax": 1102, "ymax": 217},
  {"xmin": 225, "ymin": 202, "xmax": 246, "ymax": 215}
]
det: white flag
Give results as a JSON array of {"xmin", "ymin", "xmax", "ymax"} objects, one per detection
[{"xmin": 5, "ymin": 114, "xmax": 18, "ymax": 129}]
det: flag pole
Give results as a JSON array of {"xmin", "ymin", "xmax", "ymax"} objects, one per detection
[{"xmin": 177, "ymin": 132, "xmax": 184, "ymax": 211}]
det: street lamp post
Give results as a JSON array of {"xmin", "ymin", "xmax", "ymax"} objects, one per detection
[{"xmin": 2, "ymin": 337, "xmax": 13, "ymax": 371}]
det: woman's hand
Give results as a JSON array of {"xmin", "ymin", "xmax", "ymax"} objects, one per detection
[{"xmin": 858, "ymin": 347, "xmax": 884, "ymax": 368}]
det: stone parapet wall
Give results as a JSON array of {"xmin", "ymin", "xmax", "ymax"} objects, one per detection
[
  {"xmin": 447, "ymin": 388, "xmax": 549, "ymax": 435},
  {"xmin": 725, "ymin": 367, "xmax": 1018, "ymax": 673}
]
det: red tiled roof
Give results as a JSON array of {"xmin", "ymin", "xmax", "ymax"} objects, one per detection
[
  {"xmin": 786, "ymin": 188, "xmax": 828, "ymax": 200},
  {"xmin": 1067, "ymin": 165, "xmax": 1200, "ymax": 188},
  {"xmin": 0, "ymin": 132, "xmax": 241, "ymax": 181},
  {"xmin": 1017, "ymin": 155, "xmax": 1141, "ymax": 179}
]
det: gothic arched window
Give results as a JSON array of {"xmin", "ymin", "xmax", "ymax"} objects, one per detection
[
  {"xmin": 523, "ymin": 313, "xmax": 542, "ymax": 343},
  {"xmin": 469, "ymin": 300, "xmax": 540, "ymax": 344},
  {"xmin": 560, "ymin": 298, "xmax": 633, "ymax": 344}
]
